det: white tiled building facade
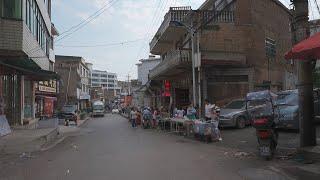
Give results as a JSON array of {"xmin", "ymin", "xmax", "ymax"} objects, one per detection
[
  {"xmin": 136, "ymin": 56, "xmax": 161, "ymax": 85},
  {"xmin": 91, "ymin": 70, "xmax": 120, "ymax": 91}
]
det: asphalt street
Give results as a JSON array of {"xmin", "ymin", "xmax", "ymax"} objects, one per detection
[{"xmin": 0, "ymin": 114, "xmax": 319, "ymax": 180}]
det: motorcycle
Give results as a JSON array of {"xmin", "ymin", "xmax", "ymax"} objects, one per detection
[{"xmin": 246, "ymin": 90, "xmax": 279, "ymax": 160}]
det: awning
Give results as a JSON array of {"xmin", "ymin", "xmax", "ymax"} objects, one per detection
[
  {"xmin": 285, "ymin": 32, "xmax": 320, "ymax": 60},
  {"xmin": 0, "ymin": 58, "xmax": 59, "ymax": 80}
]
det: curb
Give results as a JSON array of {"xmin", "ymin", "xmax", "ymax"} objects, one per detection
[
  {"xmin": 40, "ymin": 135, "xmax": 66, "ymax": 151},
  {"xmin": 79, "ymin": 117, "xmax": 91, "ymax": 128},
  {"xmin": 40, "ymin": 118, "xmax": 90, "ymax": 152},
  {"xmin": 298, "ymin": 146, "xmax": 320, "ymax": 161},
  {"xmin": 38, "ymin": 127, "xmax": 59, "ymax": 143}
]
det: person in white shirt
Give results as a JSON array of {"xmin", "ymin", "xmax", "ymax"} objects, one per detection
[
  {"xmin": 211, "ymin": 105, "xmax": 222, "ymax": 141},
  {"xmin": 205, "ymin": 99, "xmax": 212, "ymax": 121}
]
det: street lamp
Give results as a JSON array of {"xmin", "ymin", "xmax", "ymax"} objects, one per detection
[{"xmin": 172, "ymin": 20, "xmax": 197, "ymax": 108}]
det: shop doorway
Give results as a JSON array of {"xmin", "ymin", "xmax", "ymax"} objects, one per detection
[
  {"xmin": 175, "ymin": 88, "xmax": 189, "ymax": 108},
  {"xmin": 0, "ymin": 75, "xmax": 21, "ymax": 125}
]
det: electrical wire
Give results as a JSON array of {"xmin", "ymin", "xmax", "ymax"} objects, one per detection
[
  {"xmin": 55, "ymin": 37, "xmax": 149, "ymax": 48},
  {"xmin": 313, "ymin": 0, "xmax": 320, "ymax": 16},
  {"xmin": 310, "ymin": 0, "xmax": 315, "ymax": 19},
  {"xmin": 58, "ymin": 0, "xmax": 117, "ymax": 36},
  {"xmin": 55, "ymin": 0, "xmax": 120, "ymax": 43},
  {"xmin": 27, "ymin": 0, "xmax": 120, "ymax": 55}
]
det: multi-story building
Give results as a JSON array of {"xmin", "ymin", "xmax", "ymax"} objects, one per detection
[
  {"xmin": 0, "ymin": 0, "xmax": 58, "ymax": 127},
  {"xmin": 310, "ymin": 19, "xmax": 320, "ymax": 35},
  {"xmin": 133, "ymin": 55, "xmax": 161, "ymax": 107},
  {"xmin": 91, "ymin": 70, "xmax": 121, "ymax": 100},
  {"xmin": 137, "ymin": 55, "xmax": 161, "ymax": 86},
  {"xmin": 55, "ymin": 55, "xmax": 91, "ymax": 110},
  {"xmin": 148, "ymin": 0, "xmax": 292, "ymax": 110}
]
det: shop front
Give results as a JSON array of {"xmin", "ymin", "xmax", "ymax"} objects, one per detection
[
  {"xmin": 35, "ymin": 80, "xmax": 57, "ymax": 119},
  {"xmin": 79, "ymin": 92, "xmax": 90, "ymax": 111},
  {"xmin": 0, "ymin": 58, "xmax": 59, "ymax": 126}
]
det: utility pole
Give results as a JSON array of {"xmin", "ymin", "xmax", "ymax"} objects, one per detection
[
  {"xmin": 197, "ymin": 31, "xmax": 201, "ymax": 118},
  {"xmin": 65, "ymin": 65, "xmax": 72, "ymax": 105},
  {"xmin": 190, "ymin": 13, "xmax": 197, "ymax": 107},
  {"xmin": 292, "ymin": 0, "xmax": 317, "ymax": 147},
  {"xmin": 127, "ymin": 74, "xmax": 131, "ymax": 95}
]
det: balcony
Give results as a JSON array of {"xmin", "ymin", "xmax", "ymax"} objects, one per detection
[
  {"xmin": 149, "ymin": 50, "xmax": 190, "ymax": 80},
  {"xmin": 149, "ymin": 7, "xmax": 191, "ymax": 55},
  {"xmin": 150, "ymin": 9, "xmax": 235, "ymax": 55},
  {"xmin": 198, "ymin": 11, "xmax": 235, "ymax": 26}
]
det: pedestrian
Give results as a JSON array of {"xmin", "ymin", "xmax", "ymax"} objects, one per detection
[
  {"xmin": 152, "ymin": 108, "xmax": 158, "ymax": 128},
  {"xmin": 205, "ymin": 99, "xmax": 212, "ymax": 121},
  {"xmin": 136, "ymin": 110, "xmax": 142, "ymax": 126},
  {"xmin": 186, "ymin": 103, "xmax": 197, "ymax": 120},
  {"xmin": 142, "ymin": 107, "xmax": 152, "ymax": 128},
  {"xmin": 211, "ymin": 105, "xmax": 222, "ymax": 141},
  {"xmin": 130, "ymin": 107, "xmax": 137, "ymax": 128}
]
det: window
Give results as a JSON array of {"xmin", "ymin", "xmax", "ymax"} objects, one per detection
[
  {"xmin": 265, "ymin": 37, "xmax": 276, "ymax": 58},
  {"xmin": 1, "ymin": 0, "xmax": 21, "ymax": 19},
  {"xmin": 25, "ymin": 0, "xmax": 51, "ymax": 56}
]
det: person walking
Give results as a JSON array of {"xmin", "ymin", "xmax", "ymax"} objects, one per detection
[
  {"xmin": 130, "ymin": 108, "xmax": 137, "ymax": 128},
  {"xmin": 211, "ymin": 105, "xmax": 222, "ymax": 141}
]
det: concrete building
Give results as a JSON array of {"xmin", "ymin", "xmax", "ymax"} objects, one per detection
[
  {"xmin": 0, "ymin": 0, "xmax": 58, "ymax": 127},
  {"xmin": 91, "ymin": 70, "xmax": 119, "ymax": 90},
  {"xmin": 55, "ymin": 56, "xmax": 91, "ymax": 111},
  {"xmin": 91, "ymin": 70, "xmax": 121, "ymax": 101},
  {"xmin": 133, "ymin": 56, "xmax": 161, "ymax": 107},
  {"xmin": 137, "ymin": 55, "xmax": 161, "ymax": 85},
  {"xmin": 148, "ymin": 0, "xmax": 292, "ymax": 111},
  {"xmin": 310, "ymin": 19, "xmax": 320, "ymax": 35}
]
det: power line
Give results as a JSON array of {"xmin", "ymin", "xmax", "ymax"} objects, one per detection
[
  {"xmin": 313, "ymin": 0, "xmax": 320, "ymax": 16},
  {"xmin": 56, "ymin": 0, "xmax": 120, "ymax": 43},
  {"xmin": 27, "ymin": 0, "xmax": 120, "ymax": 55},
  {"xmin": 59, "ymin": 0, "xmax": 116, "ymax": 36},
  {"xmin": 55, "ymin": 38, "xmax": 148, "ymax": 48}
]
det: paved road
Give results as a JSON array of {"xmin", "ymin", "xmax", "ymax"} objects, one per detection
[{"xmin": 0, "ymin": 114, "xmax": 319, "ymax": 180}]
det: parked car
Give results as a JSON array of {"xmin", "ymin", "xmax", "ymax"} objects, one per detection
[
  {"xmin": 275, "ymin": 89, "xmax": 320, "ymax": 130},
  {"xmin": 59, "ymin": 105, "xmax": 79, "ymax": 126},
  {"xmin": 219, "ymin": 99, "xmax": 252, "ymax": 129}
]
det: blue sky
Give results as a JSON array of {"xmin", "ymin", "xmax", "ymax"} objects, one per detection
[{"xmin": 52, "ymin": 0, "xmax": 317, "ymax": 80}]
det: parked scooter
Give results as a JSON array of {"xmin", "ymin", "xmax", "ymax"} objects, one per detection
[{"xmin": 246, "ymin": 90, "xmax": 279, "ymax": 160}]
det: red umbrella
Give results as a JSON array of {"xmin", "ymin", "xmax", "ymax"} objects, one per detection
[{"xmin": 285, "ymin": 32, "xmax": 320, "ymax": 60}]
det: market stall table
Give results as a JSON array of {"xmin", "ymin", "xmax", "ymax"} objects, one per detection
[{"xmin": 170, "ymin": 118, "xmax": 189, "ymax": 135}]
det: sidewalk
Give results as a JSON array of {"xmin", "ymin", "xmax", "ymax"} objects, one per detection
[{"xmin": 0, "ymin": 117, "xmax": 91, "ymax": 156}]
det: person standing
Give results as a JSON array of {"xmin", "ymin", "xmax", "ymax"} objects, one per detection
[
  {"xmin": 211, "ymin": 105, "xmax": 222, "ymax": 141},
  {"xmin": 205, "ymin": 99, "xmax": 212, "ymax": 121},
  {"xmin": 152, "ymin": 108, "xmax": 159, "ymax": 128},
  {"xmin": 130, "ymin": 108, "xmax": 137, "ymax": 128},
  {"xmin": 186, "ymin": 103, "xmax": 197, "ymax": 120}
]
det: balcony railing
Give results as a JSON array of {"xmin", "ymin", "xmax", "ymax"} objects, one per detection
[
  {"xmin": 149, "ymin": 50, "xmax": 190, "ymax": 79},
  {"xmin": 199, "ymin": 11, "xmax": 235, "ymax": 26},
  {"xmin": 150, "ymin": 9, "xmax": 235, "ymax": 53},
  {"xmin": 150, "ymin": 7, "xmax": 191, "ymax": 52}
]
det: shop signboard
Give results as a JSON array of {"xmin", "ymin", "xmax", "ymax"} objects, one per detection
[
  {"xmin": 163, "ymin": 80, "xmax": 171, "ymax": 97},
  {"xmin": 36, "ymin": 80, "xmax": 57, "ymax": 93},
  {"xmin": 80, "ymin": 92, "xmax": 91, "ymax": 100}
]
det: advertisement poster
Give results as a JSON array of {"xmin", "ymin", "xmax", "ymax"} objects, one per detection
[{"xmin": 44, "ymin": 98, "xmax": 54, "ymax": 117}]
